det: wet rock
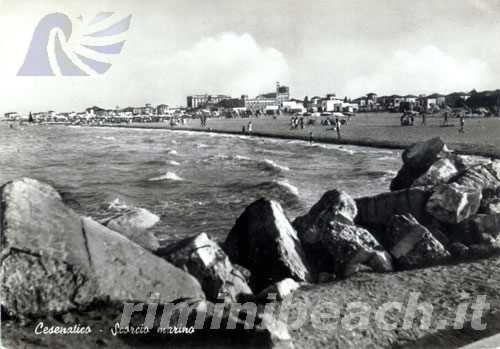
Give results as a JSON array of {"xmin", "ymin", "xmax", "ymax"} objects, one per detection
[
  {"xmin": 426, "ymin": 183, "xmax": 482, "ymax": 224},
  {"xmin": 1, "ymin": 178, "xmax": 96, "ymax": 316},
  {"xmin": 0, "ymin": 178, "xmax": 205, "ymax": 317},
  {"xmin": 257, "ymin": 278, "xmax": 300, "ymax": 302},
  {"xmin": 103, "ymin": 208, "xmax": 160, "ymax": 252},
  {"xmin": 355, "ymin": 187, "xmax": 431, "ymax": 236},
  {"xmin": 157, "ymin": 232, "xmax": 253, "ymax": 302},
  {"xmin": 82, "ymin": 217, "xmax": 205, "ymax": 304},
  {"xmin": 223, "ymin": 199, "xmax": 311, "ymax": 291},
  {"xmin": 386, "ymin": 214, "xmax": 450, "ymax": 269},
  {"xmin": 412, "ymin": 158, "xmax": 459, "ymax": 187}
]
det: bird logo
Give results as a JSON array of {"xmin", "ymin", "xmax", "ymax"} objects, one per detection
[{"xmin": 18, "ymin": 12, "xmax": 132, "ymax": 76}]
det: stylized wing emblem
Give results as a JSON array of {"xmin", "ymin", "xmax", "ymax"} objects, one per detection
[{"xmin": 18, "ymin": 12, "xmax": 132, "ymax": 76}]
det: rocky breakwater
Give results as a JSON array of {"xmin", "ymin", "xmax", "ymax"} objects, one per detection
[
  {"xmin": 356, "ymin": 137, "xmax": 500, "ymax": 266},
  {"xmin": 0, "ymin": 178, "xmax": 294, "ymax": 348},
  {"xmin": 2, "ymin": 138, "xmax": 500, "ymax": 348},
  {"xmin": 0, "ymin": 178, "xmax": 205, "ymax": 318}
]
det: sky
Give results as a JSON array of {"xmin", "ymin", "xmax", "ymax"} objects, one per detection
[{"xmin": 0, "ymin": 0, "xmax": 499, "ymax": 113}]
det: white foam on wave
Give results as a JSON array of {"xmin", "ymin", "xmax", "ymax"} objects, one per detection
[
  {"xmin": 108, "ymin": 197, "xmax": 132, "ymax": 211},
  {"xmin": 167, "ymin": 149, "xmax": 179, "ymax": 155},
  {"xmin": 197, "ymin": 143, "xmax": 208, "ymax": 148},
  {"xmin": 97, "ymin": 136, "xmax": 116, "ymax": 141},
  {"xmin": 148, "ymin": 171, "xmax": 183, "ymax": 181},
  {"xmin": 171, "ymin": 140, "xmax": 178, "ymax": 144},
  {"xmin": 275, "ymin": 179, "xmax": 299, "ymax": 196},
  {"xmin": 235, "ymin": 154, "xmax": 251, "ymax": 161},
  {"xmin": 168, "ymin": 160, "xmax": 181, "ymax": 166},
  {"xmin": 262, "ymin": 159, "xmax": 290, "ymax": 171}
]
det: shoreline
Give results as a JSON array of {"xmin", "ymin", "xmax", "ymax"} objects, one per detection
[{"xmin": 91, "ymin": 122, "xmax": 500, "ymax": 159}]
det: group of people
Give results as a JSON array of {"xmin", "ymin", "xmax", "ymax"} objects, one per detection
[
  {"xmin": 199, "ymin": 114, "xmax": 208, "ymax": 127},
  {"xmin": 241, "ymin": 121, "xmax": 253, "ymax": 135},
  {"xmin": 290, "ymin": 116, "xmax": 305, "ymax": 129}
]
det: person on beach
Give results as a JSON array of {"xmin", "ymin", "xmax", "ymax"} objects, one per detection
[
  {"xmin": 443, "ymin": 111, "xmax": 449, "ymax": 126},
  {"xmin": 459, "ymin": 115, "xmax": 465, "ymax": 133},
  {"xmin": 299, "ymin": 117, "xmax": 304, "ymax": 129},
  {"xmin": 247, "ymin": 121, "xmax": 253, "ymax": 134},
  {"xmin": 242, "ymin": 125, "xmax": 246, "ymax": 134},
  {"xmin": 421, "ymin": 112, "xmax": 426, "ymax": 125},
  {"xmin": 335, "ymin": 118, "xmax": 341, "ymax": 139},
  {"xmin": 309, "ymin": 131, "xmax": 313, "ymax": 144}
]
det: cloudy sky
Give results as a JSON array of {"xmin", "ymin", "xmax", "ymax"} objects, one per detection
[{"xmin": 1, "ymin": 0, "xmax": 499, "ymax": 113}]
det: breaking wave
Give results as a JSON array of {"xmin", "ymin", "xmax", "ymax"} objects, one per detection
[{"xmin": 148, "ymin": 171, "xmax": 183, "ymax": 181}]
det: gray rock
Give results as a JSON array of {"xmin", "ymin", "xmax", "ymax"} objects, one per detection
[
  {"xmin": 402, "ymin": 137, "xmax": 448, "ymax": 171},
  {"xmin": 103, "ymin": 208, "xmax": 160, "ymax": 252},
  {"xmin": 391, "ymin": 138, "xmax": 449, "ymax": 191},
  {"xmin": 479, "ymin": 186, "xmax": 500, "ymax": 215},
  {"xmin": 305, "ymin": 220, "xmax": 393, "ymax": 277},
  {"xmin": 0, "ymin": 178, "xmax": 204, "ymax": 317},
  {"xmin": 452, "ymin": 154, "xmax": 492, "ymax": 172},
  {"xmin": 454, "ymin": 162, "xmax": 500, "ymax": 191},
  {"xmin": 1, "ymin": 178, "xmax": 96, "ymax": 316},
  {"xmin": 355, "ymin": 187, "xmax": 431, "ymax": 234},
  {"xmin": 257, "ymin": 278, "xmax": 300, "ymax": 302},
  {"xmin": 82, "ymin": 217, "xmax": 205, "ymax": 305},
  {"xmin": 453, "ymin": 214, "xmax": 500, "ymax": 245},
  {"xmin": 448, "ymin": 242, "xmax": 469, "ymax": 258},
  {"xmin": 412, "ymin": 158, "xmax": 459, "ymax": 187},
  {"xmin": 223, "ymin": 199, "xmax": 311, "ymax": 291},
  {"xmin": 157, "ymin": 232, "xmax": 253, "ymax": 302},
  {"xmin": 293, "ymin": 189, "xmax": 357, "ymax": 245},
  {"xmin": 386, "ymin": 214, "xmax": 450, "ymax": 269},
  {"xmin": 426, "ymin": 183, "xmax": 482, "ymax": 224}
]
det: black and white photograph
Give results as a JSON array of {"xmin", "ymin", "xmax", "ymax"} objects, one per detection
[{"xmin": 1, "ymin": 1, "xmax": 500, "ymax": 348}]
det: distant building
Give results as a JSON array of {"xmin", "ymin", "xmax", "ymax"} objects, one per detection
[
  {"xmin": 4, "ymin": 112, "xmax": 20, "ymax": 120},
  {"xmin": 243, "ymin": 82, "xmax": 290, "ymax": 112},
  {"xmin": 187, "ymin": 94, "xmax": 231, "ymax": 109},
  {"xmin": 157, "ymin": 104, "xmax": 169, "ymax": 115}
]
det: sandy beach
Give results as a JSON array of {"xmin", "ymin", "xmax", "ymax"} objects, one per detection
[{"xmin": 96, "ymin": 113, "xmax": 500, "ymax": 159}]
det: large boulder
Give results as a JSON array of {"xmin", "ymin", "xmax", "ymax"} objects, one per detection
[
  {"xmin": 82, "ymin": 217, "xmax": 204, "ymax": 304},
  {"xmin": 454, "ymin": 162, "xmax": 500, "ymax": 191},
  {"xmin": 386, "ymin": 214, "xmax": 450, "ymax": 269},
  {"xmin": 426, "ymin": 183, "xmax": 482, "ymax": 224},
  {"xmin": 102, "ymin": 207, "xmax": 160, "ymax": 252},
  {"xmin": 1, "ymin": 178, "xmax": 95, "ymax": 316},
  {"xmin": 411, "ymin": 158, "xmax": 459, "ymax": 187},
  {"xmin": 223, "ymin": 199, "xmax": 311, "ymax": 291},
  {"xmin": 299, "ymin": 218, "xmax": 393, "ymax": 277},
  {"xmin": 0, "ymin": 178, "xmax": 204, "ymax": 318},
  {"xmin": 479, "ymin": 186, "xmax": 500, "ymax": 214},
  {"xmin": 453, "ymin": 214, "xmax": 500, "ymax": 245},
  {"xmin": 355, "ymin": 187, "xmax": 432, "ymax": 236},
  {"xmin": 293, "ymin": 189, "xmax": 357, "ymax": 243},
  {"xmin": 391, "ymin": 138, "xmax": 449, "ymax": 191},
  {"xmin": 157, "ymin": 232, "xmax": 253, "ymax": 302}
]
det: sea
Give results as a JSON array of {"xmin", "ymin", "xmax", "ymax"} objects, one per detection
[{"xmin": 0, "ymin": 123, "xmax": 402, "ymax": 243}]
